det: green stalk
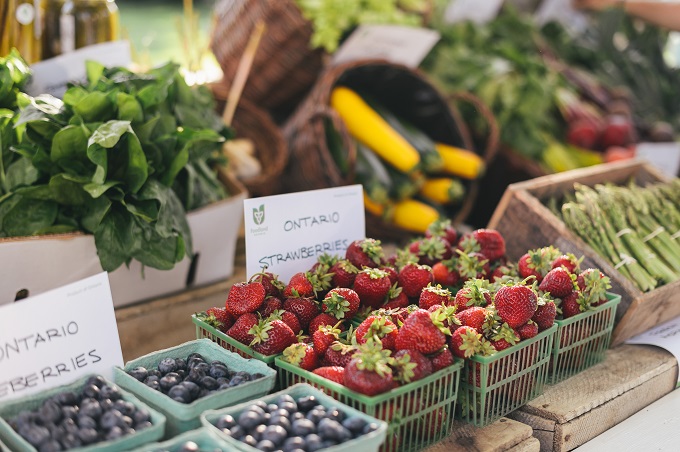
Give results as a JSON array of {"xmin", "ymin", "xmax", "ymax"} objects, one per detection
[{"xmin": 640, "ymin": 185, "xmax": 680, "ymax": 236}]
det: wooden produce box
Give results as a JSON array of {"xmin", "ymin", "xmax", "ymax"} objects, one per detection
[
  {"xmin": 507, "ymin": 344, "xmax": 677, "ymax": 452},
  {"xmin": 424, "ymin": 417, "xmax": 540, "ymax": 452},
  {"xmin": 487, "ymin": 160, "xmax": 675, "ymax": 345}
]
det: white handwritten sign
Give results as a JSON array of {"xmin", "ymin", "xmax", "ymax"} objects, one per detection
[
  {"xmin": 244, "ymin": 185, "xmax": 365, "ymax": 283},
  {"xmin": 635, "ymin": 142, "xmax": 680, "ymax": 179},
  {"xmin": 626, "ymin": 315, "xmax": 680, "ymax": 383},
  {"xmin": 0, "ymin": 273, "xmax": 123, "ymax": 402}
]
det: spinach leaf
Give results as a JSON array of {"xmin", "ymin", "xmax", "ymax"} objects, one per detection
[
  {"xmin": 94, "ymin": 205, "xmax": 137, "ymax": 271},
  {"xmin": 2, "ymin": 196, "xmax": 58, "ymax": 237}
]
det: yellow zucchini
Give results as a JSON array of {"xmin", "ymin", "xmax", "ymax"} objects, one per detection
[
  {"xmin": 363, "ymin": 192, "xmax": 387, "ymax": 217},
  {"xmin": 435, "ymin": 143, "xmax": 485, "ymax": 180},
  {"xmin": 330, "ymin": 87, "xmax": 420, "ymax": 173},
  {"xmin": 420, "ymin": 177, "xmax": 465, "ymax": 205},
  {"xmin": 391, "ymin": 199, "xmax": 440, "ymax": 234}
]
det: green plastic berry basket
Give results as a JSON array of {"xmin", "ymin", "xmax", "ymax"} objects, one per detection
[
  {"xmin": 457, "ymin": 324, "xmax": 557, "ymax": 427},
  {"xmin": 131, "ymin": 426, "xmax": 231, "ymax": 451},
  {"xmin": 113, "ymin": 339, "xmax": 276, "ymax": 439},
  {"xmin": 0, "ymin": 374, "xmax": 166, "ymax": 452},
  {"xmin": 201, "ymin": 383, "xmax": 388, "ymax": 452},
  {"xmin": 192, "ymin": 314, "xmax": 280, "ymax": 366},
  {"xmin": 549, "ymin": 293, "xmax": 621, "ymax": 385},
  {"xmin": 275, "ymin": 358, "xmax": 462, "ymax": 452}
]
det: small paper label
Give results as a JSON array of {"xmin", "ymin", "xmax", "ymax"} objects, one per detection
[
  {"xmin": 535, "ymin": 0, "xmax": 589, "ymax": 33},
  {"xmin": 15, "ymin": 3, "xmax": 35, "ymax": 25},
  {"xmin": 626, "ymin": 316, "xmax": 680, "ymax": 385},
  {"xmin": 332, "ymin": 25, "xmax": 440, "ymax": 68},
  {"xmin": 444, "ymin": 0, "xmax": 503, "ymax": 24},
  {"xmin": 244, "ymin": 185, "xmax": 365, "ymax": 283},
  {"xmin": 26, "ymin": 41, "xmax": 132, "ymax": 99},
  {"xmin": 0, "ymin": 273, "xmax": 124, "ymax": 402},
  {"xmin": 635, "ymin": 142, "xmax": 680, "ymax": 179}
]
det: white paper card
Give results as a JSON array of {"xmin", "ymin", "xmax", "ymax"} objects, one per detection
[
  {"xmin": 444, "ymin": 0, "xmax": 503, "ymax": 24},
  {"xmin": 0, "ymin": 273, "xmax": 123, "ymax": 402},
  {"xmin": 635, "ymin": 142, "xmax": 680, "ymax": 179},
  {"xmin": 332, "ymin": 25, "xmax": 440, "ymax": 68},
  {"xmin": 244, "ymin": 185, "xmax": 365, "ymax": 283},
  {"xmin": 25, "ymin": 41, "xmax": 132, "ymax": 98},
  {"xmin": 535, "ymin": 0, "xmax": 589, "ymax": 34},
  {"xmin": 626, "ymin": 315, "xmax": 680, "ymax": 383}
]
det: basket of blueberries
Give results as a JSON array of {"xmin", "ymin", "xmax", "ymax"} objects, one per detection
[
  {"xmin": 0, "ymin": 374, "xmax": 165, "ymax": 451},
  {"xmin": 114, "ymin": 339, "xmax": 277, "ymax": 438},
  {"xmin": 201, "ymin": 383, "xmax": 388, "ymax": 452},
  {"xmin": 132, "ymin": 427, "xmax": 231, "ymax": 451}
]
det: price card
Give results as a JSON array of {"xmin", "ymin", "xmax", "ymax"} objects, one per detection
[
  {"xmin": 635, "ymin": 142, "xmax": 680, "ymax": 178},
  {"xmin": 244, "ymin": 185, "xmax": 365, "ymax": 283},
  {"xmin": 626, "ymin": 316, "xmax": 680, "ymax": 385},
  {"xmin": 0, "ymin": 273, "xmax": 124, "ymax": 402},
  {"xmin": 25, "ymin": 41, "xmax": 132, "ymax": 98},
  {"xmin": 332, "ymin": 25, "xmax": 440, "ymax": 68},
  {"xmin": 444, "ymin": 0, "xmax": 504, "ymax": 24}
]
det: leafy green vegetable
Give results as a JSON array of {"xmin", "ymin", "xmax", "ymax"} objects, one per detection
[{"xmin": 0, "ymin": 56, "xmax": 232, "ymax": 272}]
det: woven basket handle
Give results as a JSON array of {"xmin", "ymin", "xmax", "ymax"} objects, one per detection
[
  {"xmin": 447, "ymin": 91, "xmax": 500, "ymax": 165},
  {"xmin": 308, "ymin": 105, "xmax": 358, "ymax": 184}
]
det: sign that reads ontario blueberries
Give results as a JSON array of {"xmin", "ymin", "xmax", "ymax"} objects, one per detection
[
  {"xmin": 0, "ymin": 273, "xmax": 124, "ymax": 402},
  {"xmin": 244, "ymin": 185, "xmax": 365, "ymax": 283}
]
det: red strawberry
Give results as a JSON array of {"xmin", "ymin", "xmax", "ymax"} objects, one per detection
[
  {"xmin": 456, "ymin": 251, "xmax": 490, "ymax": 282},
  {"xmin": 381, "ymin": 266, "xmax": 399, "ymax": 285},
  {"xmin": 249, "ymin": 319, "xmax": 297, "ymax": 355},
  {"xmin": 346, "ymin": 238, "xmax": 385, "ymax": 269},
  {"xmin": 577, "ymin": 268, "xmax": 611, "ymax": 307},
  {"xmin": 313, "ymin": 366, "xmax": 345, "ymax": 385},
  {"xmin": 330, "ymin": 259, "xmax": 359, "ymax": 288},
  {"xmin": 280, "ymin": 311, "xmax": 302, "ymax": 334},
  {"xmin": 430, "ymin": 347, "xmax": 455, "ymax": 372},
  {"xmin": 398, "ymin": 263, "xmax": 434, "ymax": 298},
  {"xmin": 539, "ymin": 267, "xmax": 575, "ymax": 298},
  {"xmin": 283, "ymin": 272, "xmax": 315, "ymax": 298},
  {"xmin": 409, "ymin": 237, "xmax": 453, "ymax": 267},
  {"xmin": 432, "ymin": 260, "xmax": 460, "ymax": 287},
  {"xmin": 324, "ymin": 342, "xmax": 356, "ymax": 367},
  {"xmin": 418, "ymin": 284, "xmax": 452, "ymax": 310},
  {"xmin": 226, "ymin": 313, "xmax": 258, "ymax": 345},
  {"xmin": 309, "ymin": 313, "xmax": 341, "ymax": 335},
  {"xmin": 491, "ymin": 323, "xmax": 520, "ymax": 351},
  {"xmin": 249, "ymin": 271, "xmax": 285, "ymax": 298},
  {"xmin": 455, "ymin": 306, "xmax": 488, "ymax": 333},
  {"xmin": 517, "ymin": 246, "xmax": 560, "ymax": 283},
  {"xmin": 394, "ymin": 309, "xmax": 450, "ymax": 355},
  {"xmin": 393, "ymin": 349, "xmax": 433, "ymax": 383},
  {"xmin": 453, "ymin": 279, "xmax": 492, "ymax": 312},
  {"xmin": 281, "ymin": 343, "xmax": 318, "ymax": 371},
  {"xmin": 353, "ymin": 268, "xmax": 392, "ymax": 309},
  {"xmin": 552, "ymin": 253, "xmax": 582, "ymax": 274},
  {"xmin": 490, "ymin": 264, "xmax": 515, "ymax": 282},
  {"xmin": 561, "ymin": 291, "xmax": 583, "ymax": 319},
  {"xmin": 491, "ymin": 338, "xmax": 512, "ymax": 352},
  {"xmin": 343, "ymin": 343, "xmax": 394, "ymax": 396},
  {"xmin": 429, "ymin": 304, "xmax": 461, "ymax": 335},
  {"xmin": 425, "ymin": 219, "xmax": 458, "ymax": 246},
  {"xmin": 517, "ymin": 321, "xmax": 539, "ymax": 340},
  {"xmin": 494, "ymin": 283, "xmax": 538, "ymax": 328},
  {"xmin": 283, "ymin": 297, "xmax": 320, "ymax": 330},
  {"xmin": 204, "ymin": 307, "xmax": 235, "ymax": 333},
  {"xmin": 459, "ymin": 229, "xmax": 506, "ymax": 262},
  {"xmin": 532, "ymin": 301, "xmax": 556, "ymax": 331},
  {"xmin": 355, "ymin": 315, "xmax": 399, "ymax": 351},
  {"xmin": 258, "ymin": 296, "xmax": 284, "ymax": 318},
  {"xmin": 312, "ymin": 323, "xmax": 342, "ymax": 357},
  {"xmin": 323, "ymin": 287, "xmax": 361, "ymax": 320},
  {"xmin": 310, "ymin": 253, "xmax": 339, "ymax": 273},
  {"xmin": 383, "ymin": 285, "xmax": 409, "ymax": 310},
  {"xmin": 449, "ymin": 325, "xmax": 482, "ymax": 358},
  {"xmin": 226, "ymin": 282, "xmax": 266, "ymax": 317}
]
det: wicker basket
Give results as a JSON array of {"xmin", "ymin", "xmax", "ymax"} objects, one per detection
[
  {"xmin": 210, "ymin": 0, "xmax": 324, "ymax": 113},
  {"xmin": 282, "ymin": 59, "xmax": 499, "ymax": 242}
]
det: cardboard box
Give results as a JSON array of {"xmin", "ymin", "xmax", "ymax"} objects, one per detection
[{"xmin": 0, "ymin": 174, "xmax": 246, "ymax": 308}]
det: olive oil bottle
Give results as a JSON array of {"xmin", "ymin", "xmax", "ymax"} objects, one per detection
[{"xmin": 2, "ymin": 0, "xmax": 43, "ymax": 62}]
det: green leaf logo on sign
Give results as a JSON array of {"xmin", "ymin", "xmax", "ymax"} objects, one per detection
[{"xmin": 253, "ymin": 204, "xmax": 265, "ymax": 225}]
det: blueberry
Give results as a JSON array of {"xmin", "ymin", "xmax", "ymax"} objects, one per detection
[
  {"xmin": 133, "ymin": 408, "xmax": 150, "ymax": 424},
  {"xmin": 193, "ymin": 362, "xmax": 210, "ymax": 374},
  {"xmin": 271, "ymin": 408, "xmax": 290, "ymax": 419},
  {"xmin": 79, "ymin": 399, "xmax": 102, "ymax": 419},
  {"xmin": 60, "ymin": 432, "xmax": 82, "ymax": 449},
  {"xmin": 185, "ymin": 368, "xmax": 205, "ymax": 384},
  {"xmin": 127, "ymin": 366, "xmax": 148, "ymax": 382},
  {"xmin": 241, "ymin": 435, "xmax": 258, "ymax": 447},
  {"xmin": 37, "ymin": 439, "xmax": 62, "ymax": 451},
  {"xmin": 158, "ymin": 357, "xmax": 178, "ymax": 374},
  {"xmin": 228, "ymin": 375, "xmax": 245, "ymax": 387},
  {"xmin": 306, "ymin": 409, "xmax": 324, "ymax": 424},
  {"xmin": 159, "ymin": 373, "xmax": 182, "ymax": 392},
  {"xmin": 176, "ymin": 369, "xmax": 186, "ymax": 379},
  {"xmin": 85, "ymin": 375, "xmax": 106, "ymax": 388},
  {"xmin": 235, "ymin": 371, "xmax": 251, "ymax": 379},
  {"xmin": 238, "ymin": 409, "xmax": 264, "ymax": 430},
  {"xmin": 18, "ymin": 424, "xmax": 50, "ymax": 447},
  {"xmin": 187, "ymin": 352, "xmax": 205, "ymax": 362},
  {"xmin": 363, "ymin": 422, "xmax": 380, "ymax": 434},
  {"xmin": 279, "ymin": 401, "xmax": 298, "ymax": 414},
  {"xmin": 200, "ymin": 376, "xmax": 219, "ymax": 390},
  {"xmin": 100, "ymin": 398, "xmax": 114, "ymax": 412},
  {"xmin": 251, "ymin": 424, "xmax": 267, "ymax": 441},
  {"xmin": 47, "ymin": 424, "xmax": 65, "ymax": 440},
  {"xmin": 320, "ymin": 439, "xmax": 338, "ymax": 448},
  {"xmin": 113, "ymin": 400, "xmax": 136, "ymax": 416},
  {"xmin": 145, "ymin": 379, "xmax": 161, "ymax": 391},
  {"xmin": 76, "ymin": 414, "xmax": 97, "ymax": 429},
  {"xmin": 325, "ymin": 407, "xmax": 345, "ymax": 423},
  {"xmin": 61, "ymin": 418, "xmax": 79, "ymax": 434},
  {"xmin": 100, "ymin": 410, "xmax": 125, "ymax": 430},
  {"xmin": 209, "ymin": 363, "xmax": 230, "ymax": 379},
  {"xmin": 136, "ymin": 420, "xmax": 153, "ymax": 431},
  {"xmin": 147, "ymin": 369, "xmax": 162, "ymax": 378},
  {"xmin": 81, "ymin": 384, "xmax": 100, "ymax": 400},
  {"xmin": 252, "ymin": 372, "xmax": 265, "ymax": 380},
  {"xmin": 262, "ymin": 425, "xmax": 287, "ymax": 446},
  {"xmin": 255, "ymin": 439, "xmax": 277, "ymax": 451},
  {"xmin": 100, "ymin": 384, "xmax": 122, "ymax": 401},
  {"xmin": 230, "ymin": 425, "xmax": 246, "ymax": 438},
  {"xmin": 305, "ymin": 433, "xmax": 324, "ymax": 452},
  {"xmin": 215, "ymin": 414, "xmax": 236, "ymax": 430},
  {"xmin": 61, "ymin": 405, "xmax": 78, "ymax": 421},
  {"xmin": 168, "ymin": 384, "xmax": 192, "ymax": 403},
  {"xmin": 176, "ymin": 440, "xmax": 200, "ymax": 452},
  {"xmin": 12, "ymin": 410, "xmax": 36, "ymax": 428},
  {"xmin": 77, "ymin": 427, "xmax": 99, "ymax": 445},
  {"xmin": 318, "ymin": 418, "xmax": 350, "ymax": 442},
  {"xmin": 278, "ymin": 394, "xmax": 296, "ymax": 405},
  {"xmin": 266, "ymin": 403, "xmax": 279, "ymax": 413},
  {"xmin": 292, "ymin": 412, "xmax": 305, "ymax": 421},
  {"xmin": 40, "ymin": 399, "xmax": 63, "ymax": 424},
  {"xmin": 342, "ymin": 416, "xmax": 368, "ymax": 435},
  {"xmin": 105, "ymin": 426, "xmax": 125, "ymax": 440},
  {"xmin": 175, "ymin": 358, "xmax": 188, "ymax": 372},
  {"xmin": 291, "ymin": 418, "xmax": 316, "ymax": 436},
  {"xmin": 53, "ymin": 391, "xmax": 78, "ymax": 406},
  {"xmin": 297, "ymin": 396, "xmax": 317, "ymax": 413},
  {"xmin": 198, "ymin": 388, "xmax": 211, "ymax": 399},
  {"xmin": 144, "ymin": 375, "xmax": 159, "ymax": 384},
  {"xmin": 282, "ymin": 436, "xmax": 307, "ymax": 452},
  {"xmin": 275, "ymin": 416, "xmax": 292, "ymax": 433}
]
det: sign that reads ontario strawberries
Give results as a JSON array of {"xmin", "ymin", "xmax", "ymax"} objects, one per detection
[
  {"xmin": 0, "ymin": 273, "xmax": 124, "ymax": 402},
  {"xmin": 244, "ymin": 185, "xmax": 365, "ymax": 283}
]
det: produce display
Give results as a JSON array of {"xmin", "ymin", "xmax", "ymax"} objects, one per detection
[{"xmin": 154, "ymin": 440, "xmax": 221, "ymax": 452}]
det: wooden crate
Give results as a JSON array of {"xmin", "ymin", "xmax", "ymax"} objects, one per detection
[
  {"xmin": 424, "ymin": 417, "xmax": 540, "ymax": 452},
  {"xmin": 487, "ymin": 159, "xmax": 676, "ymax": 345}
]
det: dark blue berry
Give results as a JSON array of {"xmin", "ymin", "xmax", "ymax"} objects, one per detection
[
  {"xmin": 297, "ymin": 396, "xmax": 317, "ymax": 412},
  {"xmin": 39, "ymin": 399, "xmax": 63, "ymax": 424},
  {"xmin": 306, "ymin": 409, "xmax": 324, "ymax": 424},
  {"xmin": 158, "ymin": 357, "xmax": 178, "ymax": 374},
  {"xmin": 200, "ymin": 376, "xmax": 219, "ymax": 390},
  {"xmin": 262, "ymin": 425, "xmax": 287, "ymax": 446},
  {"xmin": 228, "ymin": 375, "xmax": 245, "ymax": 387},
  {"xmin": 363, "ymin": 422, "xmax": 380, "ymax": 434},
  {"xmin": 81, "ymin": 384, "xmax": 100, "ymax": 400},
  {"xmin": 113, "ymin": 399, "xmax": 135, "ymax": 416},
  {"xmin": 136, "ymin": 420, "xmax": 153, "ymax": 431},
  {"xmin": 37, "ymin": 439, "xmax": 62, "ymax": 451},
  {"xmin": 175, "ymin": 358, "xmax": 188, "ymax": 372},
  {"xmin": 230, "ymin": 425, "xmax": 245, "ymax": 438},
  {"xmin": 85, "ymin": 375, "xmax": 106, "ymax": 388},
  {"xmin": 238, "ymin": 409, "xmax": 264, "ymax": 430},
  {"xmin": 133, "ymin": 408, "xmax": 151, "ymax": 424},
  {"xmin": 53, "ymin": 391, "xmax": 78, "ymax": 406},
  {"xmin": 100, "ymin": 384, "xmax": 122, "ymax": 401},
  {"xmin": 79, "ymin": 399, "xmax": 102, "ymax": 419},
  {"xmin": 342, "ymin": 416, "xmax": 368, "ymax": 435},
  {"xmin": 241, "ymin": 435, "xmax": 258, "ymax": 447},
  {"xmin": 291, "ymin": 418, "xmax": 316, "ymax": 436},
  {"xmin": 18, "ymin": 424, "xmax": 50, "ymax": 447},
  {"xmin": 145, "ymin": 379, "xmax": 160, "ymax": 391},
  {"xmin": 60, "ymin": 432, "xmax": 82, "ymax": 449},
  {"xmin": 77, "ymin": 427, "xmax": 99, "ymax": 445},
  {"xmin": 159, "ymin": 373, "xmax": 181, "ymax": 392},
  {"xmin": 168, "ymin": 385, "xmax": 192, "ymax": 403},
  {"xmin": 282, "ymin": 436, "xmax": 307, "ymax": 452},
  {"xmin": 76, "ymin": 414, "xmax": 97, "ymax": 429},
  {"xmin": 215, "ymin": 414, "xmax": 236, "ymax": 430},
  {"xmin": 147, "ymin": 369, "xmax": 162, "ymax": 378},
  {"xmin": 100, "ymin": 410, "xmax": 125, "ymax": 430},
  {"xmin": 209, "ymin": 363, "xmax": 230, "ymax": 379},
  {"xmin": 255, "ymin": 439, "xmax": 276, "ymax": 451},
  {"xmin": 305, "ymin": 433, "xmax": 323, "ymax": 452},
  {"xmin": 127, "ymin": 367, "xmax": 148, "ymax": 382},
  {"xmin": 105, "ymin": 426, "xmax": 125, "ymax": 440},
  {"xmin": 318, "ymin": 418, "xmax": 351, "ymax": 442},
  {"xmin": 251, "ymin": 424, "xmax": 267, "ymax": 441}
]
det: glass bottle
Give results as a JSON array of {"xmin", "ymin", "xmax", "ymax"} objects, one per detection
[{"xmin": 2, "ymin": 0, "xmax": 43, "ymax": 63}]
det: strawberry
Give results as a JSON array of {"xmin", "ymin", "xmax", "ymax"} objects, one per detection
[
  {"xmin": 343, "ymin": 342, "xmax": 394, "ymax": 396},
  {"xmin": 322, "ymin": 287, "xmax": 361, "ymax": 320},
  {"xmin": 449, "ymin": 325, "xmax": 482, "ymax": 358},
  {"xmin": 309, "ymin": 313, "xmax": 341, "ymax": 335},
  {"xmin": 312, "ymin": 323, "xmax": 342, "ymax": 357},
  {"xmin": 494, "ymin": 283, "xmax": 538, "ymax": 328},
  {"xmin": 258, "ymin": 296, "xmax": 284, "ymax": 318},
  {"xmin": 459, "ymin": 229, "xmax": 506, "ymax": 262},
  {"xmin": 283, "ymin": 272, "xmax": 315, "ymax": 298},
  {"xmin": 561, "ymin": 291, "xmax": 583, "ymax": 319},
  {"xmin": 539, "ymin": 267, "xmax": 575, "ymax": 298},
  {"xmin": 455, "ymin": 306, "xmax": 488, "ymax": 333},
  {"xmin": 517, "ymin": 246, "xmax": 560, "ymax": 283},
  {"xmin": 381, "ymin": 266, "xmax": 399, "ymax": 285},
  {"xmin": 353, "ymin": 267, "xmax": 392, "ymax": 309},
  {"xmin": 532, "ymin": 300, "xmax": 556, "ymax": 331},
  {"xmin": 330, "ymin": 259, "xmax": 359, "ymax": 288},
  {"xmin": 398, "ymin": 263, "xmax": 434, "ymax": 298},
  {"xmin": 453, "ymin": 279, "xmax": 492, "ymax": 312},
  {"xmin": 552, "ymin": 253, "xmax": 582, "ymax": 274},
  {"xmin": 577, "ymin": 268, "xmax": 611, "ymax": 306},
  {"xmin": 281, "ymin": 343, "xmax": 318, "ymax": 371},
  {"xmin": 226, "ymin": 281, "xmax": 266, "ymax": 316},
  {"xmin": 310, "ymin": 253, "xmax": 339, "ymax": 273},
  {"xmin": 490, "ymin": 263, "xmax": 517, "ymax": 282},
  {"xmin": 278, "ymin": 310, "xmax": 302, "ymax": 334},
  {"xmin": 432, "ymin": 259, "xmax": 460, "ymax": 287},
  {"xmin": 324, "ymin": 342, "xmax": 356, "ymax": 367},
  {"xmin": 394, "ymin": 308, "xmax": 450, "ymax": 355},
  {"xmin": 409, "ymin": 237, "xmax": 453, "ymax": 267},
  {"xmin": 226, "ymin": 313, "xmax": 258, "ymax": 345},
  {"xmin": 346, "ymin": 238, "xmax": 385, "ymax": 269},
  {"xmin": 249, "ymin": 319, "xmax": 296, "ymax": 355},
  {"xmin": 456, "ymin": 251, "xmax": 490, "ymax": 282},
  {"xmin": 418, "ymin": 284, "xmax": 452, "ymax": 310},
  {"xmin": 313, "ymin": 366, "xmax": 345, "ymax": 385},
  {"xmin": 383, "ymin": 285, "xmax": 409, "ymax": 310},
  {"xmin": 517, "ymin": 321, "xmax": 539, "ymax": 340},
  {"xmin": 425, "ymin": 218, "xmax": 458, "ymax": 246},
  {"xmin": 490, "ymin": 323, "xmax": 520, "ymax": 351},
  {"xmin": 283, "ymin": 297, "xmax": 320, "ymax": 330},
  {"xmin": 355, "ymin": 315, "xmax": 399, "ymax": 351},
  {"xmin": 393, "ymin": 349, "xmax": 433, "ymax": 384},
  {"xmin": 204, "ymin": 307, "xmax": 235, "ymax": 333},
  {"xmin": 430, "ymin": 347, "xmax": 455, "ymax": 372},
  {"xmin": 249, "ymin": 271, "xmax": 285, "ymax": 298},
  {"xmin": 429, "ymin": 304, "xmax": 461, "ymax": 335}
]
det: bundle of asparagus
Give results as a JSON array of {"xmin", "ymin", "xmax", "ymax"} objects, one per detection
[{"xmin": 557, "ymin": 179, "xmax": 680, "ymax": 292}]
